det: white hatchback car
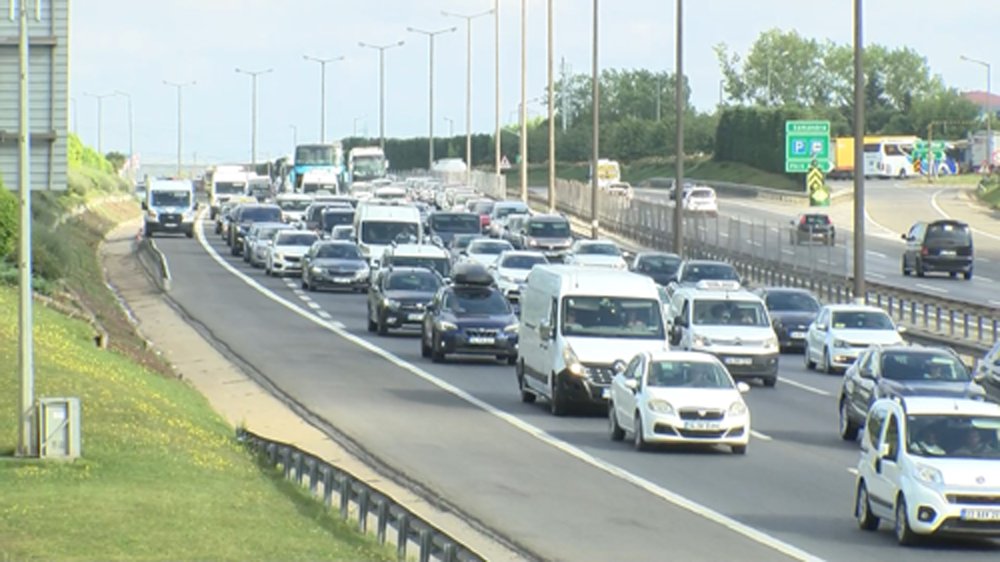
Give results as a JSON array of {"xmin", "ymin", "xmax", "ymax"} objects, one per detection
[
  {"xmin": 564, "ymin": 240, "xmax": 628, "ymax": 269},
  {"xmin": 804, "ymin": 304, "xmax": 904, "ymax": 373},
  {"xmin": 855, "ymin": 396, "xmax": 1000, "ymax": 545},
  {"xmin": 683, "ymin": 186, "xmax": 718, "ymax": 217},
  {"xmin": 462, "ymin": 239, "xmax": 514, "ymax": 267},
  {"xmin": 490, "ymin": 250, "xmax": 549, "ymax": 303},
  {"xmin": 266, "ymin": 230, "xmax": 320, "ymax": 277},
  {"xmin": 608, "ymin": 351, "xmax": 751, "ymax": 454}
]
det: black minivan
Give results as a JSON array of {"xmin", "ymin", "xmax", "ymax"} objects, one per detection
[{"xmin": 901, "ymin": 219, "xmax": 973, "ymax": 279}]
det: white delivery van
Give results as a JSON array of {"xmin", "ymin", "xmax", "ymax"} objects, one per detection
[
  {"xmin": 300, "ymin": 169, "xmax": 342, "ymax": 195},
  {"xmin": 208, "ymin": 165, "xmax": 249, "ymax": 219},
  {"xmin": 143, "ymin": 178, "xmax": 197, "ymax": 238},
  {"xmin": 517, "ymin": 265, "xmax": 670, "ymax": 415},
  {"xmin": 354, "ymin": 202, "xmax": 423, "ymax": 267}
]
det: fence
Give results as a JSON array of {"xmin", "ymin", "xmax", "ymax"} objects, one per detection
[{"xmin": 237, "ymin": 428, "xmax": 486, "ymax": 562}]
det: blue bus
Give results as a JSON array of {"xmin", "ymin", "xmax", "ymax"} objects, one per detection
[{"xmin": 290, "ymin": 143, "xmax": 344, "ymax": 190}]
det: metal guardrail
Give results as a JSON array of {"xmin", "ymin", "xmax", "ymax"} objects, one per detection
[
  {"xmin": 136, "ymin": 235, "xmax": 172, "ymax": 292},
  {"xmin": 637, "ymin": 176, "xmax": 853, "ymax": 204},
  {"xmin": 236, "ymin": 428, "xmax": 485, "ymax": 562}
]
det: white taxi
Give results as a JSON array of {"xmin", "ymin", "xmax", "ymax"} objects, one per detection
[{"xmin": 608, "ymin": 350, "xmax": 751, "ymax": 454}]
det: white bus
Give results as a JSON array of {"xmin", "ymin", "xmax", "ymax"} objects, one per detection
[{"xmin": 862, "ymin": 136, "xmax": 918, "ymax": 179}]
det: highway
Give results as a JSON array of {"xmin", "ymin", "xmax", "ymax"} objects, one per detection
[{"xmin": 147, "ymin": 215, "xmax": 1000, "ymax": 561}]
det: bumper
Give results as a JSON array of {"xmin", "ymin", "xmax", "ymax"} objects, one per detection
[
  {"xmin": 921, "ymin": 256, "xmax": 973, "ymax": 273},
  {"xmin": 642, "ymin": 412, "xmax": 750, "ymax": 446},
  {"xmin": 438, "ymin": 331, "xmax": 518, "ymax": 357},
  {"xmin": 382, "ymin": 308, "xmax": 429, "ymax": 327},
  {"xmin": 796, "ymin": 230, "xmax": 833, "ymax": 243},
  {"xmin": 901, "ymin": 484, "xmax": 1000, "ymax": 538},
  {"xmin": 271, "ymin": 258, "xmax": 304, "ymax": 273},
  {"xmin": 775, "ymin": 328, "xmax": 809, "ymax": 349},
  {"xmin": 310, "ymin": 273, "xmax": 369, "ymax": 290},
  {"xmin": 829, "ymin": 347, "xmax": 863, "ymax": 369},
  {"xmin": 556, "ymin": 366, "xmax": 615, "ymax": 406},
  {"xmin": 696, "ymin": 349, "xmax": 779, "ymax": 378}
]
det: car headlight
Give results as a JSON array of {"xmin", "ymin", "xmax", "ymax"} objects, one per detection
[
  {"xmin": 528, "ymin": 239, "xmax": 538, "ymax": 247},
  {"xmin": 832, "ymin": 339, "xmax": 849, "ymax": 348},
  {"xmin": 436, "ymin": 320, "xmax": 457, "ymax": 331},
  {"xmin": 728, "ymin": 401, "xmax": 748, "ymax": 416},
  {"xmin": 764, "ymin": 336, "xmax": 778, "ymax": 350},
  {"xmin": 914, "ymin": 464, "xmax": 944, "ymax": 486},
  {"xmin": 647, "ymin": 399, "xmax": 675, "ymax": 415},
  {"xmin": 692, "ymin": 334, "xmax": 711, "ymax": 348},
  {"xmin": 562, "ymin": 345, "xmax": 583, "ymax": 376},
  {"xmin": 504, "ymin": 323, "xmax": 519, "ymax": 334},
  {"xmin": 311, "ymin": 266, "xmax": 323, "ymax": 274},
  {"xmin": 384, "ymin": 298, "xmax": 401, "ymax": 310}
]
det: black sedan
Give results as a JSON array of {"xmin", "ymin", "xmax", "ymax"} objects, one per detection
[
  {"xmin": 754, "ymin": 287, "xmax": 820, "ymax": 351},
  {"xmin": 301, "ymin": 241, "xmax": 370, "ymax": 292},
  {"xmin": 630, "ymin": 251, "xmax": 682, "ymax": 286}
]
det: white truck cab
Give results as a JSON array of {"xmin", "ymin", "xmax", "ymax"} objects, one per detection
[{"xmin": 666, "ymin": 280, "xmax": 779, "ymax": 387}]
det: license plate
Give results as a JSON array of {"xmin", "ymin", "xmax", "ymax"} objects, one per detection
[
  {"xmin": 600, "ymin": 388, "xmax": 610, "ymax": 399},
  {"xmin": 407, "ymin": 313, "xmax": 423, "ymax": 321},
  {"xmin": 940, "ymin": 250, "xmax": 956, "ymax": 256},
  {"xmin": 790, "ymin": 331, "xmax": 806, "ymax": 339},
  {"xmin": 468, "ymin": 336, "xmax": 495, "ymax": 345},
  {"xmin": 683, "ymin": 421, "xmax": 721, "ymax": 430},
  {"xmin": 724, "ymin": 357, "xmax": 753, "ymax": 366},
  {"xmin": 164, "ymin": 223, "xmax": 177, "ymax": 228},
  {"xmin": 960, "ymin": 509, "xmax": 1000, "ymax": 521}
]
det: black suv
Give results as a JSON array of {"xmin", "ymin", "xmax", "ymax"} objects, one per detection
[
  {"xmin": 837, "ymin": 345, "xmax": 987, "ymax": 441},
  {"xmin": 630, "ymin": 252, "xmax": 682, "ymax": 286},
  {"xmin": 367, "ymin": 266, "xmax": 443, "ymax": 335},
  {"xmin": 790, "ymin": 213, "xmax": 834, "ymax": 245},
  {"xmin": 901, "ymin": 219, "xmax": 974, "ymax": 279}
]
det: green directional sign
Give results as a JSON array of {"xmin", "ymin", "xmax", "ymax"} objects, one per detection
[
  {"xmin": 912, "ymin": 140, "xmax": 947, "ymax": 159},
  {"xmin": 785, "ymin": 120, "xmax": 832, "ymax": 174}
]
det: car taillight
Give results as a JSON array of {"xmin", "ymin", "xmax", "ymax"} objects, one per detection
[
  {"xmin": 799, "ymin": 216, "xmax": 806, "ymax": 225},
  {"xmin": 921, "ymin": 247, "xmax": 929, "ymax": 256}
]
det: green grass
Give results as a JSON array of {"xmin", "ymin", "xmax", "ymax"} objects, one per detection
[
  {"xmin": 501, "ymin": 157, "xmax": 802, "ymax": 191},
  {"xmin": 904, "ymin": 173, "xmax": 984, "ymax": 187}
]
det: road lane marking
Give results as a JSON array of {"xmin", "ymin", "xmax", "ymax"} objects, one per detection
[
  {"xmin": 846, "ymin": 467, "xmax": 859, "ymax": 476},
  {"xmin": 750, "ymin": 430, "xmax": 773, "ymax": 442},
  {"xmin": 863, "ymin": 210, "xmax": 903, "ymax": 243},
  {"xmin": 865, "ymin": 250, "xmax": 887, "ymax": 259},
  {"xmin": 868, "ymin": 272, "xmax": 887, "ymax": 280},
  {"xmin": 306, "ymin": 302, "xmax": 322, "ymax": 310},
  {"xmin": 293, "ymin": 289, "xmax": 306, "ymax": 296},
  {"xmin": 317, "ymin": 311, "xmax": 332, "ymax": 319},
  {"xmin": 781, "ymin": 249, "xmax": 794, "ymax": 255},
  {"xmin": 975, "ymin": 276, "xmax": 994, "ymax": 283},
  {"xmin": 931, "ymin": 189, "xmax": 1000, "ymax": 242},
  {"xmin": 778, "ymin": 378, "xmax": 832, "ymax": 397},
  {"xmin": 192, "ymin": 214, "xmax": 823, "ymax": 562},
  {"xmin": 977, "ymin": 258, "xmax": 990, "ymax": 263},
  {"xmin": 751, "ymin": 241, "xmax": 763, "ymax": 247},
  {"xmin": 817, "ymin": 259, "xmax": 830, "ymax": 265},
  {"xmin": 915, "ymin": 283, "xmax": 948, "ymax": 294},
  {"xmin": 990, "ymin": 300, "xmax": 1000, "ymax": 307}
]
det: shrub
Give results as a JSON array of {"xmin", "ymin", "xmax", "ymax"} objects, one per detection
[
  {"xmin": 0, "ymin": 185, "xmax": 17, "ymax": 260},
  {"xmin": 31, "ymin": 224, "xmax": 69, "ymax": 281}
]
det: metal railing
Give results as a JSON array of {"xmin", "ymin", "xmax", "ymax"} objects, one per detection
[{"xmin": 237, "ymin": 428, "xmax": 485, "ymax": 562}]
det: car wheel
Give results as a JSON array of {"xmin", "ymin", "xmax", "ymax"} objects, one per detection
[
  {"xmin": 431, "ymin": 333, "xmax": 446, "ymax": 363},
  {"xmin": 804, "ymin": 343, "xmax": 816, "ymax": 370},
  {"xmin": 895, "ymin": 496, "xmax": 919, "ymax": 546},
  {"xmin": 949, "ymin": 271, "xmax": 957, "ymax": 278},
  {"xmin": 517, "ymin": 362, "xmax": 536, "ymax": 403},
  {"xmin": 609, "ymin": 403, "xmax": 625, "ymax": 441},
  {"xmin": 301, "ymin": 278, "xmax": 308, "ymax": 290},
  {"xmin": 633, "ymin": 413, "xmax": 649, "ymax": 452},
  {"xmin": 915, "ymin": 258, "xmax": 925, "ymax": 278},
  {"xmin": 856, "ymin": 482, "xmax": 880, "ymax": 531},
  {"xmin": 964, "ymin": 269, "xmax": 973, "ymax": 280},
  {"xmin": 377, "ymin": 310, "xmax": 389, "ymax": 336},
  {"xmin": 230, "ymin": 243, "xmax": 239, "ymax": 257},
  {"xmin": 549, "ymin": 376, "xmax": 569, "ymax": 416},
  {"xmin": 731, "ymin": 444, "xmax": 747, "ymax": 455},
  {"xmin": 819, "ymin": 348, "xmax": 832, "ymax": 374},
  {"xmin": 366, "ymin": 306, "xmax": 377, "ymax": 333},
  {"xmin": 506, "ymin": 354, "xmax": 517, "ymax": 366},
  {"xmin": 420, "ymin": 330, "xmax": 431, "ymax": 358},
  {"xmin": 762, "ymin": 376, "xmax": 777, "ymax": 388},
  {"xmin": 839, "ymin": 399, "xmax": 860, "ymax": 441},
  {"xmin": 901, "ymin": 257, "xmax": 910, "ymax": 276}
]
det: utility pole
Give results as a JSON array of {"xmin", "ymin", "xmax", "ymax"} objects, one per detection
[
  {"xmin": 547, "ymin": 0, "xmax": 556, "ymax": 212},
  {"xmin": 590, "ymin": 0, "xmax": 599, "ymax": 238},
  {"xmin": 519, "ymin": 0, "xmax": 528, "ymax": 202},
  {"xmin": 163, "ymin": 80, "xmax": 195, "ymax": 177},
  {"xmin": 360, "ymin": 40, "xmax": 405, "ymax": 151},
  {"xmin": 444, "ymin": 7, "xmax": 493, "ymax": 185},
  {"xmin": 407, "ymin": 26, "xmax": 457, "ymax": 170},
  {"xmin": 303, "ymin": 54, "xmax": 345, "ymax": 144},
  {"xmin": 560, "ymin": 57, "xmax": 571, "ymax": 132},
  {"xmin": 672, "ymin": 0, "xmax": 684, "ymax": 255},
  {"xmin": 852, "ymin": 0, "xmax": 866, "ymax": 303},
  {"xmin": 235, "ymin": 67, "xmax": 273, "ymax": 168},
  {"xmin": 494, "ymin": 0, "xmax": 501, "ymax": 177},
  {"xmin": 83, "ymin": 92, "xmax": 114, "ymax": 155}
]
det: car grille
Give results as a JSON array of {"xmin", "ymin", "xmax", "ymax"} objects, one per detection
[
  {"xmin": 326, "ymin": 270, "xmax": 357, "ymax": 278},
  {"xmin": 947, "ymin": 495, "xmax": 1000, "ymax": 505},
  {"xmin": 159, "ymin": 213, "xmax": 181, "ymax": 223},
  {"xmin": 285, "ymin": 256, "xmax": 301, "ymax": 263},
  {"xmin": 676, "ymin": 428, "xmax": 727, "ymax": 439},
  {"xmin": 400, "ymin": 301, "xmax": 427, "ymax": 312},
  {"xmin": 938, "ymin": 518, "xmax": 1000, "ymax": 532},
  {"xmin": 465, "ymin": 328, "xmax": 499, "ymax": 338},
  {"xmin": 583, "ymin": 365, "xmax": 615, "ymax": 384},
  {"xmin": 678, "ymin": 408, "xmax": 725, "ymax": 421}
]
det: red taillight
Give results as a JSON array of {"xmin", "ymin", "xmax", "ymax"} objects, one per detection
[
  {"xmin": 921, "ymin": 247, "xmax": 929, "ymax": 256},
  {"xmin": 799, "ymin": 216, "xmax": 806, "ymax": 225}
]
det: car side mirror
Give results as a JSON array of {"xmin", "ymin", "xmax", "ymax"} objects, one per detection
[
  {"xmin": 901, "ymin": 233, "xmax": 907, "ymax": 241},
  {"xmin": 539, "ymin": 320, "xmax": 553, "ymax": 341},
  {"xmin": 878, "ymin": 443, "xmax": 890, "ymax": 459},
  {"xmin": 141, "ymin": 201, "xmax": 148, "ymax": 210},
  {"xmin": 673, "ymin": 315, "xmax": 687, "ymax": 328},
  {"xmin": 624, "ymin": 378, "xmax": 638, "ymax": 392},
  {"xmin": 736, "ymin": 382, "xmax": 750, "ymax": 394},
  {"xmin": 973, "ymin": 371, "xmax": 987, "ymax": 383},
  {"xmin": 896, "ymin": 326, "xmax": 907, "ymax": 334},
  {"xmin": 859, "ymin": 367, "xmax": 875, "ymax": 380},
  {"xmin": 815, "ymin": 324, "xmax": 827, "ymax": 332}
]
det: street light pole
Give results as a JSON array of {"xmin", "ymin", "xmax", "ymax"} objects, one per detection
[
  {"xmin": 444, "ymin": 116, "xmax": 455, "ymax": 137},
  {"xmin": 83, "ymin": 92, "xmax": 114, "ymax": 155},
  {"xmin": 444, "ymin": 7, "xmax": 493, "ymax": 185},
  {"xmin": 360, "ymin": 41, "xmax": 405, "ymax": 152},
  {"xmin": 114, "ymin": 90, "xmax": 134, "ymax": 182},
  {"xmin": 303, "ymin": 55, "xmax": 345, "ymax": 144},
  {"xmin": 235, "ymin": 67, "xmax": 274, "ymax": 168},
  {"xmin": 547, "ymin": 0, "xmax": 556, "ymax": 212},
  {"xmin": 852, "ymin": 0, "xmax": 866, "ymax": 303},
  {"xmin": 590, "ymin": 0, "xmax": 600, "ymax": 238},
  {"xmin": 163, "ymin": 80, "xmax": 195, "ymax": 176},
  {"xmin": 494, "ymin": 0, "xmax": 501, "ymax": 177},
  {"xmin": 961, "ymin": 55, "xmax": 993, "ymax": 171},
  {"xmin": 673, "ymin": 0, "xmax": 684, "ymax": 254},
  {"xmin": 408, "ymin": 26, "xmax": 457, "ymax": 170}
]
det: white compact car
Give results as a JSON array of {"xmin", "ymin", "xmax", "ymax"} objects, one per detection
[
  {"xmin": 804, "ymin": 304, "xmax": 905, "ymax": 373},
  {"xmin": 683, "ymin": 186, "xmax": 718, "ymax": 217},
  {"xmin": 491, "ymin": 250, "xmax": 549, "ymax": 304},
  {"xmin": 266, "ymin": 230, "xmax": 320, "ymax": 276},
  {"xmin": 564, "ymin": 240, "xmax": 627, "ymax": 269},
  {"xmin": 247, "ymin": 223, "xmax": 293, "ymax": 268},
  {"xmin": 608, "ymin": 350, "xmax": 751, "ymax": 454},
  {"xmin": 463, "ymin": 239, "xmax": 514, "ymax": 267},
  {"xmin": 854, "ymin": 396, "xmax": 1000, "ymax": 545}
]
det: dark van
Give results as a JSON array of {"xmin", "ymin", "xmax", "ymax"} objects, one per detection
[{"xmin": 901, "ymin": 219, "xmax": 973, "ymax": 279}]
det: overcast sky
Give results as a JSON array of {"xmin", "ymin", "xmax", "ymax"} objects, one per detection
[{"xmin": 70, "ymin": 0, "xmax": 998, "ymax": 165}]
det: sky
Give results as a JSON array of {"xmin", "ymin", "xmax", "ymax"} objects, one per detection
[{"xmin": 70, "ymin": 0, "xmax": 999, "ymax": 166}]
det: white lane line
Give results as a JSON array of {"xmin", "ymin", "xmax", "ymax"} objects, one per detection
[
  {"xmin": 915, "ymin": 283, "xmax": 948, "ymax": 295},
  {"xmin": 977, "ymin": 258, "xmax": 991, "ymax": 263},
  {"xmin": 719, "ymin": 232, "xmax": 730, "ymax": 238},
  {"xmin": 778, "ymin": 377, "xmax": 833, "ymax": 397},
  {"xmin": 863, "ymin": 210, "xmax": 903, "ymax": 243},
  {"xmin": 306, "ymin": 302, "xmax": 322, "ymax": 310},
  {"xmin": 818, "ymin": 259, "xmax": 830, "ymax": 265},
  {"xmin": 769, "ymin": 227, "xmax": 779, "ymax": 233},
  {"xmin": 750, "ymin": 430, "xmax": 773, "ymax": 442},
  {"xmin": 846, "ymin": 467, "xmax": 859, "ymax": 476},
  {"xmin": 975, "ymin": 276, "xmax": 994, "ymax": 283},
  {"xmin": 868, "ymin": 272, "xmax": 887, "ymax": 280},
  {"xmin": 781, "ymin": 249, "xmax": 795, "ymax": 256},
  {"xmin": 192, "ymin": 213, "xmax": 822, "ymax": 562},
  {"xmin": 865, "ymin": 250, "xmax": 887, "ymax": 259},
  {"xmin": 317, "ymin": 311, "xmax": 333, "ymax": 319},
  {"xmin": 751, "ymin": 241, "xmax": 763, "ymax": 247},
  {"xmin": 931, "ymin": 189, "xmax": 1000, "ymax": 242},
  {"xmin": 293, "ymin": 289, "xmax": 306, "ymax": 296}
]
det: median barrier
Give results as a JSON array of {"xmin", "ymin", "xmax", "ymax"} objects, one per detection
[{"xmin": 136, "ymin": 235, "xmax": 172, "ymax": 292}]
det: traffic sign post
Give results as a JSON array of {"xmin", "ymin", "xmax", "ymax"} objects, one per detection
[
  {"xmin": 785, "ymin": 120, "xmax": 832, "ymax": 174},
  {"xmin": 807, "ymin": 163, "xmax": 830, "ymax": 207}
]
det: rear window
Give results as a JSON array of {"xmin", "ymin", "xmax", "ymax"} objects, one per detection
[
  {"xmin": 926, "ymin": 223, "xmax": 971, "ymax": 245},
  {"xmin": 431, "ymin": 214, "xmax": 481, "ymax": 233},
  {"xmin": 241, "ymin": 207, "xmax": 282, "ymax": 223},
  {"xmin": 802, "ymin": 214, "xmax": 830, "ymax": 225}
]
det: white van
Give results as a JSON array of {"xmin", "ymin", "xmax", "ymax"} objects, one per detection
[
  {"xmin": 143, "ymin": 178, "xmax": 197, "ymax": 238},
  {"xmin": 353, "ymin": 202, "xmax": 423, "ymax": 267},
  {"xmin": 517, "ymin": 265, "xmax": 670, "ymax": 416},
  {"xmin": 666, "ymin": 281, "xmax": 779, "ymax": 387}
]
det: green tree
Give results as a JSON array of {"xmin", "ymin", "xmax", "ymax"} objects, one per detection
[
  {"xmin": 0, "ymin": 184, "xmax": 17, "ymax": 260},
  {"xmin": 105, "ymin": 151, "xmax": 127, "ymax": 173}
]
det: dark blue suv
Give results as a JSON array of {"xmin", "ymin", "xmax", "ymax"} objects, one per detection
[{"xmin": 420, "ymin": 262, "xmax": 519, "ymax": 364}]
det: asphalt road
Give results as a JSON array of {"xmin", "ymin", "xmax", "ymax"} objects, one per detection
[{"xmin": 149, "ymin": 216, "xmax": 1000, "ymax": 562}]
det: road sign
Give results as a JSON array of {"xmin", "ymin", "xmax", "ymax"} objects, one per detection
[
  {"xmin": 806, "ymin": 165, "xmax": 829, "ymax": 207},
  {"xmin": 785, "ymin": 120, "xmax": 831, "ymax": 174},
  {"xmin": 499, "ymin": 155, "xmax": 511, "ymax": 170}
]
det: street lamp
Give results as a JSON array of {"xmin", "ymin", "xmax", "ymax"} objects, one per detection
[
  {"xmin": 547, "ymin": 0, "xmax": 556, "ymax": 212},
  {"xmin": 83, "ymin": 91, "xmax": 114, "ymax": 155},
  {"xmin": 359, "ymin": 40, "xmax": 405, "ymax": 151},
  {"xmin": 590, "ymin": 0, "xmax": 599, "ymax": 238},
  {"xmin": 163, "ymin": 80, "xmax": 195, "ymax": 176},
  {"xmin": 443, "ymin": 116, "xmax": 455, "ymax": 137},
  {"xmin": 494, "ymin": 0, "xmax": 501, "ymax": 176},
  {"xmin": 408, "ymin": 26, "xmax": 457, "ymax": 170},
  {"xmin": 672, "ymin": 0, "xmax": 684, "ymax": 252},
  {"xmin": 443, "ymin": 6, "xmax": 494, "ymax": 185},
  {"xmin": 519, "ymin": 0, "xmax": 528, "ymax": 202},
  {"xmin": 303, "ymin": 54, "xmax": 345, "ymax": 144},
  {"xmin": 289, "ymin": 124, "xmax": 298, "ymax": 146},
  {"xmin": 113, "ymin": 90, "xmax": 134, "ymax": 182},
  {"xmin": 961, "ymin": 54, "xmax": 993, "ymax": 171},
  {"xmin": 235, "ymin": 67, "xmax": 274, "ymax": 168},
  {"xmin": 852, "ymin": 0, "xmax": 866, "ymax": 303}
]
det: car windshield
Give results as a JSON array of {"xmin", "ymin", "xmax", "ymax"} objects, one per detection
[
  {"xmin": 278, "ymin": 199, "xmax": 312, "ymax": 211},
  {"xmin": 561, "ymin": 297, "xmax": 664, "ymax": 339},
  {"xmin": 276, "ymin": 233, "xmax": 318, "ymax": 246},
  {"xmin": 360, "ymin": 221, "xmax": 419, "ymax": 245},
  {"xmin": 390, "ymin": 257, "xmax": 451, "ymax": 278},
  {"xmin": 331, "ymin": 228, "xmax": 354, "ymax": 240},
  {"xmin": 637, "ymin": 255, "xmax": 681, "ymax": 275},
  {"xmin": 906, "ymin": 415, "xmax": 1000, "ymax": 459},
  {"xmin": 214, "ymin": 181, "xmax": 245, "ymax": 194},
  {"xmin": 256, "ymin": 226, "xmax": 288, "ymax": 240},
  {"xmin": 879, "ymin": 352, "xmax": 970, "ymax": 382},
  {"xmin": 321, "ymin": 211, "xmax": 354, "ymax": 230},
  {"xmin": 926, "ymin": 223, "xmax": 972, "ymax": 245},
  {"xmin": 151, "ymin": 191, "xmax": 190, "ymax": 207},
  {"xmin": 315, "ymin": 244, "xmax": 361, "ymax": 260},
  {"xmin": 495, "ymin": 204, "xmax": 529, "ymax": 219},
  {"xmin": 296, "ymin": 145, "xmax": 336, "ymax": 165},
  {"xmin": 692, "ymin": 300, "xmax": 769, "ymax": 327},
  {"xmin": 646, "ymin": 361, "xmax": 734, "ymax": 389},
  {"xmin": 577, "ymin": 243, "xmax": 620, "ymax": 256},
  {"xmin": 469, "ymin": 241, "xmax": 513, "ymax": 255},
  {"xmin": 765, "ymin": 291, "xmax": 820, "ymax": 312},
  {"xmin": 528, "ymin": 220, "xmax": 570, "ymax": 238},
  {"xmin": 240, "ymin": 207, "xmax": 283, "ymax": 223},
  {"xmin": 689, "ymin": 189, "xmax": 714, "ymax": 199},
  {"xmin": 452, "ymin": 235, "xmax": 480, "ymax": 250},
  {"xmin": 500, "ymin": 254, "xmax": 547, "ymax": 269},
  {"xmin": 831, "ymin": 311, "xmax": 894, "ymax": 330},
  {"xmin": 802, "ymin": 214, "xmax": 831, "ymax": 225},
  {"xmin": 386, "ymin": 271, "xmax": 441, "ymax": 292},
  {"xmin": 450, "ymin": 288, "xmax": 510, "ymax": 315},
  {"xmin": 680, "ymin": 263, "xmax": 739, "ymax": 283},
  {"xmin": 431, "ymin": 214, "xmax": 481, "ymax": 233}
]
